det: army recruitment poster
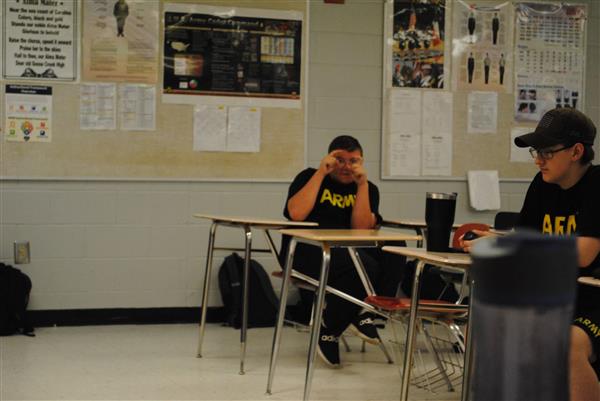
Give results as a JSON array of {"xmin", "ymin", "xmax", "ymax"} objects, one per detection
[
  {"xmin": 162, "ymin": 3, "xmax": 303, "ymax": 108},
  {"xmin": 2, "ymin": 0, "xmax": 77, "ymax": 81}
]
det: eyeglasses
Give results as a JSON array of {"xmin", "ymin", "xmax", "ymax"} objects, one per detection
[
  {"xmin": 529, "ymin": 145, "xmax": 572, "ymax": 160},
  {"xmin": 335, "ymin": 157, "xmax": 362, "ymax": 166}
]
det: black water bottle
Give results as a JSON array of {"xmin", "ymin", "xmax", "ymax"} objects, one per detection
[
  {"xmin": 469, "ymin": 231, "xmax": 577, "ymax": 401},
  {"xmin": 425, "ymin": 192, "xmax": 457, "ymax": 252}
]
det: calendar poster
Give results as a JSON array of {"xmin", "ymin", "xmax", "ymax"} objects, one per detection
[{"xmin": 514, "ymin": 3, "xmax": 586, "ymax": 122}]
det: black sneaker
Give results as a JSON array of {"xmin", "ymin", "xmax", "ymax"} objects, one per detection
[
  {"xmin": 317, "ymin": 325, "xmax": 341, "ymax": 367},
  {"xmin": 349, "ymin": 313, "xmax": 381, "ymax": 345}
]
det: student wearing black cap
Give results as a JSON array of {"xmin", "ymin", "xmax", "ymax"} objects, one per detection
[{"xmin": 462, "ymin": 108, "xmax": 600, "ymax": 401}]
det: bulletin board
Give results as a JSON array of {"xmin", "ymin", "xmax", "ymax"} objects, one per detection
[
  {"xmin": 0, "ymin": 0, "xmax": 307, "ymax": 180},
  {"xmin": 381, "ymin": 0, "xmax": 588, "ymax": 181}
]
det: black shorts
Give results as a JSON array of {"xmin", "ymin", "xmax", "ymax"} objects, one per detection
[{"xmin": 573, "ymin": 308, "xmax": 600, "ymax": 379}]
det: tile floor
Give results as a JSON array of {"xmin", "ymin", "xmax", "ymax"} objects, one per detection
[{"xmin": 1, "ymin": 323, "xmax": 461, "ymax": 401}]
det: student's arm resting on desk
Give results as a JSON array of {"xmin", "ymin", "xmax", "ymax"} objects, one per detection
[{"xmin": 286, "ymin": 151, "xmax": 340, "ymax": 221}]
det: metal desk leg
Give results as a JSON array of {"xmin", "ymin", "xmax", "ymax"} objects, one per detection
[
  {"xmin": 400, "ymin": 259, "xmax": 426, "ymax": 401},
  {"xmin": 461, "ymin": 277, "xmax": 475, "ymax": 401},
  {"xmin": 239, "ymin": 226, "xmax": 252, "ymax": 375},
  {"xmin": 303, "ymin": 245, "xmax": 331, "ymax": 401},
  {"xmin": 266, "ymin": 238, "xmax": 297, "ymax": 395},
  {"xmin": 197, "ymin": 221, "xmax": 218, "ymax": 357}
]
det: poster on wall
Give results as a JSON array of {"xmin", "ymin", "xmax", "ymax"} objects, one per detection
[
  {"xmin": 82, "ymin": 0, "xmax": 159, "ymax": 84},
  {"xmin": 4, "ymin": 84, "xmax": 52, "ymax": 143},
  {"xmin": 514, "ymin": 2, "xmax": 586, "ymax": 122},
  {"xmin": 162, "ymin": 3, "xmax": 303, "ymax": 108},
  {"xmin": 390, "ymin": 0, "xmax": 446, "ymax": 89},
  {"xmin": 2, "ymin": 0, "xmax": 77, "ymax": 81},
  {"xmin": 452, "ymin": 1, "xmax": 513, "ymax": 92}
]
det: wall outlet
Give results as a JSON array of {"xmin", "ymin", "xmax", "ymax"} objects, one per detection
[{"xmin": 14, "ymin": 241, "xmax": 31, "ymax": 264}]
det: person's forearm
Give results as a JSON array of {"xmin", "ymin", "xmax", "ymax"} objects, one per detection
[
  {"xmin": 351, "ymin": 182, "xmax": 375, "ymax": 228},
  {"xmin": 576, "ymin": 236, "xmax": 600, "ymax": 267},
  {"xmin": 287, "ymin": 170, "xmax": 326, "ymax": 221}
]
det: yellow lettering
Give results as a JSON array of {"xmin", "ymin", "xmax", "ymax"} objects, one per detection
[
  {"xmin": 583, "ymin": 319, "xmax": 591, "ymax": 326},
  {"xmin": 333, "ymin": 194, "xmax": 344, "ymax": 208},
  {"xmin": 555, "ymin": 216, "xmax": 566, "ymax": 235},
  {"xmin": 542, "ymin": 214, "xmax": 552, "ymax": 234},
  {"xmin": 574, "ymin": 317, "xmax": 584, "ymax": 323},
  {"xmin": 589, "ymin": 324, "xmax": 598, "ymax": 335},
  {"xmin": 320, "ymin": 189, "xmax": 333, "ymax": 205},
  {"xmin": 344, "ymin": 194, "xmax": 355, "ymax": 207},
  {"xmin": 566, "ymin": 215, "xmax": 576, "ymax": 234}
]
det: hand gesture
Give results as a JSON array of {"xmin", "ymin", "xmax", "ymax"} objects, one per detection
[
  {"xmin": 351, "ymin": 158, "xmax": 367, "ymax": 185},
  {"xmin": 319, "ymin": 150, "xmax": 342, "ymax": 175}
]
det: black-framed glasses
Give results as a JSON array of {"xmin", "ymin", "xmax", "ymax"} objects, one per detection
[{"xmin": 529, "ymin": 145, "xmax": 572, "ymax": 160}]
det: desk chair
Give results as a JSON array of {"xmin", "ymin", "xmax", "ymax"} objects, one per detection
[
  {"xmin": 271, "ymin": 261, "xmax": 394, "ymax": 363},
  {"xmin": 493, "ymin": 211, "xmax": 520, "ymax": 230},
  {"xmin": 365, "ymin": 295, "xmax": 467, "ymax": 393}
]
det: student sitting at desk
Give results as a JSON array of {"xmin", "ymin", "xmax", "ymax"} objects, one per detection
[
  {"xmin": 461, "ymin": 108, "xmax": 600, "ymax": 401},
  {"xmin": 282, "ymin": 135, "xmax": 406, "ymax": 367}
]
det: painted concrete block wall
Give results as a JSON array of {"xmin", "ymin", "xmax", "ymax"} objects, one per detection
[{"xmin": 1, "ymin": 0, "xmax": 598, "ymax": 310}]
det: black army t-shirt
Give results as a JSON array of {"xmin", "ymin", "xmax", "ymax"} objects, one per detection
[
  {"xmin": 281, "ymin": 168, "xmax": 383, "ymax": 269},
  {"xmin": 518, "ymin": 164, "xmax": 600, "ymax": 310}
]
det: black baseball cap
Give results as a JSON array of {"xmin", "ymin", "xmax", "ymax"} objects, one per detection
[{"xmin": 514, "ymin": 108, "xmax": 596, "ymax": 149}]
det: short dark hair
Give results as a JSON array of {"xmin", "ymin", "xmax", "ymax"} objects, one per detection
[{"xmin": 328, "ymin": 135, "xmax": 363, "ymax": 155}]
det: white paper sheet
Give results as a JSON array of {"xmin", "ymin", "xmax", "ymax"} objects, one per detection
[
  {"xmin": 468, "ymin": 91, "xmax": 497, "ymax": 134},
  {"xmin": 468, "ymin": 170, "xmax": 501, "ymax": 210},
  {"xmin": 510, "ymin": 127, "xmax": 534, "ymax": 163},
  {"xmin": 389, "ymin": 89, "xmax": 422, "ymax": 134},
  {"xmin": 193, "ymin": 105, "xmax": 227, "ymax": 151},
  {"xmin": 422, "ymin": 91, "xmax": 453, "ymax": 136},
  {"xmin": 119, "ymin": 84, "xmax": 156, "ymax": 131},
  {"xmin": 80, "ymin": 83, "xmax": 117, "ymax": 130},
  {"xmin": 389, "ymin": 133, "xmax": 421, "ymax": 176},
  {"xmin": 227, "ymin": 107, "xmax": 261, "ymax": 152},
  {"xmin": 422, "ymin": 134, "xmax": 452, "ymax": 176}
]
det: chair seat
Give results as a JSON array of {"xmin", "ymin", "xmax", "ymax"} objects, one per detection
[{"xmin": 365, "ymin": 295, "xmax": 467, "ymax": 315}]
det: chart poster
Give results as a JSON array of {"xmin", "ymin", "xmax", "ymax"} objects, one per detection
[
  {"xmin": 452, "ymin": 1, "xmax": 513, "ymax": 92},
  {"xmin": 162, "ymin": 4, "xmax": 303, "ymax": 108},
  {"xmin": 5, "ymin": 84, "xmax": 52, "ymax": 143},
  {"xmin": 2, "ymin": 0, "xmax": 77, "ymax": 81},
  {"xmin": 514, "ymin": 2, "xmax": 586, "ymax": 122},
  {"xmin": 82, "ymin": 0, "xmax": 159, "ymax": 83},
  {"xmin": 390, "ymin": 0, "xmax": 446, "ymax": 89}
]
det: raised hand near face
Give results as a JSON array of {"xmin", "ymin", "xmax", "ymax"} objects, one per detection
[
  {"xmin": 350, "ymin": 157, "xmax": 367, "ymax": 185},
  {"xmin": 319, "ymin": 150, "xmax": 343, "ymax": 175}
]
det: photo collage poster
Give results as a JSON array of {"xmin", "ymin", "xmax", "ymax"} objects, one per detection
[
  {"xmin": 514, "ymin": 2, "xmax": 586, "ymax": 122},
  {"xmin": 391, "ymin": 0, "xmax": 446, "ymax": 89},
  {"xmin": 452, "ymin": 1, "xmax": 514, "ymax": 92}
]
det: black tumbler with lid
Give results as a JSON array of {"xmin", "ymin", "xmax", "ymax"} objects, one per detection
[{"xmin": 425, "ymin": 192, "xmax": 457, "ymax": 252}]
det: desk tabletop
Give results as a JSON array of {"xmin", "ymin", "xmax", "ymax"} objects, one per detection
[
  {"xmin": 578, "ymin": 276, "xmax": 600, "ymax": 288},
  {"xmin": 383, "ymin": 219, "xmax": 461, "ymax": 230},
  {"xmin": 279, "ymin": 228, "xmax": 421, "ymax": 242},
  {"xmin": 193, "ymin": 214, "xmax": 318, "ymax": 228},
  {"xmin": 382, "ymin": 246, "xmax": 471, "ymax": 268}
]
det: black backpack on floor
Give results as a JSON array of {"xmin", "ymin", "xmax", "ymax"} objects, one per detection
[
  {"xmin": 218, "ymin": 253, "xmax": 279, "ymax": 329},
  {"xmin": 0, "ymin": 263, "xmax": 35, "ymax": 336}
]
